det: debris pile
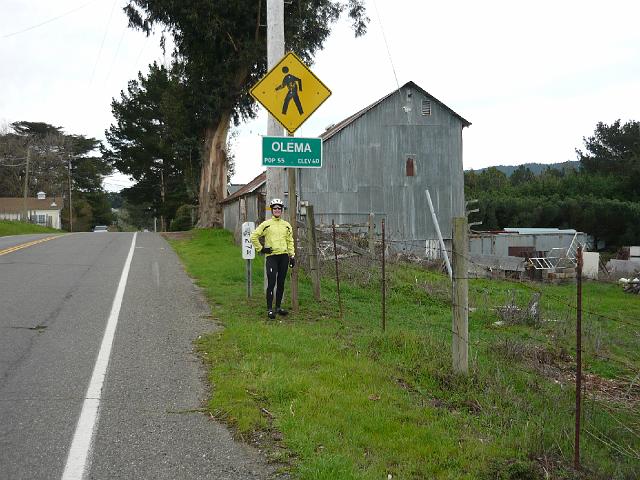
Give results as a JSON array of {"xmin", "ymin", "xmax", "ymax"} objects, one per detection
[{"xmin": 619, "ymin": 275, "xmax": 640, "ymax": 294}]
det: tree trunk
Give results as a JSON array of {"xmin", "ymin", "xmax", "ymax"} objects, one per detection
[{"xmin": 196, "ymin": 112, "xmax": 231, "ymax": 228}]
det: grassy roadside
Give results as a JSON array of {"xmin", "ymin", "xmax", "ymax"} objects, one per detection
[
  {"xmin": 0, "ymin": 220, "xmax": 63, "ymax": 236},
  {"xmin": 170, "ymin": 229, "xmax": 639, "ymax": 479}
]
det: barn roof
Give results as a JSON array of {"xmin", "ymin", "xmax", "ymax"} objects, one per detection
[
  {"xmin": 220, "ymin": 171, "xmax": 266, "ymax": 205},
  {"xmin": 320, "ymin": 81, "xmax": 471, "ymax": 141}
]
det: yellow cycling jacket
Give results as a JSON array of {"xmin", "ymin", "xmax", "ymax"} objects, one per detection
[{"xmin": 250, "ymin": 217, "xmax": 295, "ymax": 256}]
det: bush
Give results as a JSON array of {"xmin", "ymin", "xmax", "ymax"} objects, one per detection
[{"xmin": 170, "ymin": 204, "xmax": 194, "ymax": 231}]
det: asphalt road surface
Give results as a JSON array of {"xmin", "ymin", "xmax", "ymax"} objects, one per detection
[{"xmin": 0, "ymin": 232, "xmax": 273, "ymax": 480}]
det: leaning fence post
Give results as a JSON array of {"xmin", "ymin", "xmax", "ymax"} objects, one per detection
[
  {"xmin": 332, "ymin": 220, "xmax": 342, "ymax": 318},
  {"xmin": 306, "ymin": 204, "xmax": 321, "ymax": 300}
]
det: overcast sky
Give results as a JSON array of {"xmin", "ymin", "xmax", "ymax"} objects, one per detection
[{"xmin": 2, "ymin": 0, "xmax": 639, "ymax": 191}]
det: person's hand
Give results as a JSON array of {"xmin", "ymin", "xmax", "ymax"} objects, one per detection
[
  {"xmin": 289, "ymin": 257, "xmax": 296, "ymax": 268},
  {"xmin": 261, "ymin": 247, "xmax": 272, "ymax": 254}
]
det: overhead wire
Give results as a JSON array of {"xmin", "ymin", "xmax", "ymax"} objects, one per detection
[
  {"xmin": 371, "ymin": 0, "xmax": 402, "ymax": 97},
  {"xmin": 104, "ymin": 24, "xmax": 128, "ymax": 83},
  {"xmin": 1, "ymin": 0, "xmax": 99, "ymax": 39},
  {"xmin": 88, "ymin": 0, "xmax": 118, "ymax": 87}
]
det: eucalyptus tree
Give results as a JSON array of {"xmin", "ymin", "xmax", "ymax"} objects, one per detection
[{"xmin": 124, "ymin": 0, "xmax": 368, "ymax": 227}]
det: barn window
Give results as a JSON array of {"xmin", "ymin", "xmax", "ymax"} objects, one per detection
[
  {"xmin": 421, "ymin": 100, "xmax": 431, "ymax": 115},
  {"xmin": 406, "ymin": 157, "xmax": 415, "ymax": 177}
]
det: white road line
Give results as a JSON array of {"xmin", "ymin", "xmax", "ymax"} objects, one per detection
[{"xmin": 61, "ymin": 233, "xmax": 138, "ymax": 480}]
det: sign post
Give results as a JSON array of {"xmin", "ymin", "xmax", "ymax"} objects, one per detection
[
  {"xmin": 242, "ymin": 222, "xmax": 256, "ymax": 298},
  {"xmin": 250, "ymin": 51, "xmax": 331, "ymax": 307}
]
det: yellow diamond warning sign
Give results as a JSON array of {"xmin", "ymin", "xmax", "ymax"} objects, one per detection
[{"xmin": 250, "ymin": 52, "xmax": 332, "ymax": 134}]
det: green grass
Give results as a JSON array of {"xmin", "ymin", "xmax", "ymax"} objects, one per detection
[
  {"xmin": 171, "ymin": 229, "xmax": 640, "ymax": 479},
  {"xmin": 0, "ymin": 220, "xmax": 63, "ymax": 236}
]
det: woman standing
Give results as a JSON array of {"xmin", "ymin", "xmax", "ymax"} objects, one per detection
[{"xmin": 250, "ymin": 198, "xmax": 296, "ymax": 319}]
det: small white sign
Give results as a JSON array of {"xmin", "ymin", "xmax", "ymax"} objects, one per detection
[{"xmin": 242, "ymin": 222, "xmax": 255, "ymax": 259}]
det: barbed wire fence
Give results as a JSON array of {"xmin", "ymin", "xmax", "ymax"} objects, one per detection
[{"xmin": 292, "ymin": 209, "xmax": 640, "ymax": 476}]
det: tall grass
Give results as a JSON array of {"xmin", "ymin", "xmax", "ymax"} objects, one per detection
[
  {"xmin": 0, "ymin": 220, "xmax": 63, "ymax": 236},
  {"xmin": 171, "ymin": 229, "xmax": 639, "ymax": 479}
]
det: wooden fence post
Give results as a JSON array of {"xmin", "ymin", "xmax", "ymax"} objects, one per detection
[
  {"xmin": 306, "ymin": 204, "xmax": 321, "ymax": 300},
  {"xmin": 368, "ymin": 212, "xmax": 375, "ymax": 256},
  {"xmin": 452, "ymin": 217, "xmax": 469, "ymax": 374},
  {"xmin": 381, "ymin": 218, "xmax": 386, "ymax": 332},
  {"xmin": 332, "ymin": 220, "xmax": 342, "ymax": 318},
  {"xmin": 574, "ymin": 246, "xmax": 583, "ymax": 470},
  {"xmin": 288, "ymin": 168, "xmax": 299, "ymax": 310}
]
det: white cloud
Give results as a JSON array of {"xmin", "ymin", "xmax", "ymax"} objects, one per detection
[{"xmin": 2, "ymin": 0, "xmax": 639, "ymax": 187}]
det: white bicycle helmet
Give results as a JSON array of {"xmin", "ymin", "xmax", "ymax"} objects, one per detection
[{"xmin": 269, "ymin": 198, "xmax": 284, "ymax": 209}]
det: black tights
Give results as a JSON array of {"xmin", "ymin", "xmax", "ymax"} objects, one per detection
[{"xmin": 266, "ymin": 254, "xmax": 289, "ymax": 310}]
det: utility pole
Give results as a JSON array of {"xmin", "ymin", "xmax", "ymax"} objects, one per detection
[
  {"xmin": 266, "ymin": 0, "xmax": 286, "ymax": 208},
  {"xmin": 265, "ymin": 0, "xmax": 286, "ymax": 291},
  {"xmin": 22, "ymin": 147, "xmax": 31, "ymax": 222},
  {"xmin": 68, "ymin": 155, "xmax": 73, "ymax": 232},
  {"xmin": 160, "ymin": 162, "xmax": 166, "ymax": 232}
]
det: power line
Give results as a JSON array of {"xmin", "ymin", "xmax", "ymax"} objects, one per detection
[
  {"xmin": 104, "ymin": 24, "xmax": 127, "ymax": 83},
  {"xmin": 372, "ymin": 0, "xmax": 401, "ymax": 95},
  {"xmin": 1, "ymin": 0, "xmax": 99, "ymax": 39},
  {"xmin": 88, "ymin": 0, "xmax": 118, "ymax": 87}
]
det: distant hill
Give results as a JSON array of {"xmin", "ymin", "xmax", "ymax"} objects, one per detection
[{"xmin": 467, "ymin": 161, "xmax": 580, "ymax": 176}]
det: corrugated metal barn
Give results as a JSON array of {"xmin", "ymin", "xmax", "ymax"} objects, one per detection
[{"xmin": 297, "ymin": 81, "xmax": 470, "ymax": 251}]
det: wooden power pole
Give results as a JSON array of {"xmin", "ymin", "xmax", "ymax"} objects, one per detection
[
  {"xmin": 22, "ymin": 147, "xmax": 31, "ymax": 221},
  {"xmin": 68, "ymin": 155, "xmax": 73, "ymax": 232},
  {"xmin": 452, "ymin": 217, "xmax": 469, "ymax": 374},
  {"xmin": 264, "ymin": 0, "xmax": 286, "ymax": 291},
  {"xmin": 266, "ymin": 0, "xmax": 286, "ymax": 207}
]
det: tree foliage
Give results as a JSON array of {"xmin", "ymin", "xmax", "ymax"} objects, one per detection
[
  {"xmin": 120, "ymin": 0, "xmax": 368, "ymax": 227},
  {"xmin": 577, "ymin": 119, "xmax": 640, "ymax": 199},
  {"xmin": 0, "ymin": 122, "xmax": 113, "ymax": 230},
  {"xmin": 103, "ymin": 63, "xmax": 201, "ymax": 228}
]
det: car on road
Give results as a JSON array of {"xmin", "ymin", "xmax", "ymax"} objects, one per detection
[{"xmin": 93, "ymin": 225, "xmax": 108, "ymax": 232}]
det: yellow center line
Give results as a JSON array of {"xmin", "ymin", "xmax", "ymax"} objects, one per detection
[{"xmin": 0, "ymin": 235, "xmax": 64, "ymax": 257}]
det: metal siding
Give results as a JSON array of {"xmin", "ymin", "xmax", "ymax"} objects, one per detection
[
  {"xmin": 299, "ymin": 85, "xmax": 465, "ymax": 248},
  {"xmin": 470, "ymin": 233, "xmax": 591, "ymax": 256}
]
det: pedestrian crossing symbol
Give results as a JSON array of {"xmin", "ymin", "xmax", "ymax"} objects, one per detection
[{"xmin": 250, "ymin": 52, "xmax": 332, "ymax": 134}]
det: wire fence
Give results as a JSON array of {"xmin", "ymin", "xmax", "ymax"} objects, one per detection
[{"xmin": 291, "ymin": 214, "xmax": 640, "ymax": 476}]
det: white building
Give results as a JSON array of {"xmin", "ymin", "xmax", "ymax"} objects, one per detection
[{"xmin": 0, "ymin": 192, "xmax": 63, "ymax": 229}]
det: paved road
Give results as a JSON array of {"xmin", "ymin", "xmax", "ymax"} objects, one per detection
[
  {"xmin": 0, "ymin": 233, "xmax": 64, "ymax": 251},
  {"xmin": 0, "ymin": 232, "xmax": 273, "ymax": 480}
]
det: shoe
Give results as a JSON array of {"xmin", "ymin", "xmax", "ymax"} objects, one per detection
[
  {"xmin": 276, "ymin": 308, "xmax": 288, "ymax": 316},
  {"xmin": 267, "ymin": 310, "xmax": 276, "ymax": 320}
]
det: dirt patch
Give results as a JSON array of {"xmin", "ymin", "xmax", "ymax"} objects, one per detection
[
  {"xmin": 494, "ymin": 339, "xmax": 640, "ymax": 407},
  {"xmin": 161, "ymin": 231, "xmax": 194, "ymax": 241}
]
